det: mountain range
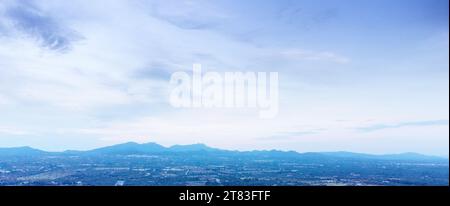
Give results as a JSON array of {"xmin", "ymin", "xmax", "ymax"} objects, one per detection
[{"xmin": 0, "ymin": 142, "xmax": 447, "ymax": 163}]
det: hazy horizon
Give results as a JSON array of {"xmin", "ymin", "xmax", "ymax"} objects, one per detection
[{"xmin": 0, "ymin": 0, "xmax": 449, "ymax": 156}]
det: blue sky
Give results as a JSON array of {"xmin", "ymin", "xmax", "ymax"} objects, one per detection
[{"xmin": 0, "ymin": 0, "xmax": 448, "ymax": 156}]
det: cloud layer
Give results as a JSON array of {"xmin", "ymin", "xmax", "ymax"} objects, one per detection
[{"xmin": 0, "ymin": 0, "xmax": 448, "ymax": 156}]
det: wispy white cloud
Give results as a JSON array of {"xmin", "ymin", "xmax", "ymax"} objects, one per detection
[
  {"xmin": 0, "ymin": 126, "xmax": 30, "ymax": 136},
  {"xmin": 357, "ymin": 120, "xmax": 449, "ymax": 132},
  {"xmin": 146, "ymin": 0, "xmax": 231, "ymax": 30},
  {"xmin": 0, "ymin": 94, "xmax": 12, "ymax": 105},
  {"xmin": 279, "ymin": 49, "xmax": 350, "ymax": 64},
  {"xmin": 0, "ymin": 0, "xmax": 82, "ymax": 51}
]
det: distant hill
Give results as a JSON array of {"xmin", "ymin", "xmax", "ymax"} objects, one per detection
[
  {"xmin": 0, "ymin": 142, "xmax": 447, "ymax": 163},
  {"xmin": 87, "ymin": 142, "xmax": 168, "ymax": 155},
  {"xmin": 84, "ymin": 142, "xmax": 221, "ymax": 155},
  {"xmin": 318, "ymin": 151, "xmax": 448, "ymax": 162},
  {"xmin": 0, "ymin": 146, "xmax": 47, "ymax": 156},
  {"xmin": 169, "ymin": 143, "xmax": 219, "ymax": 152}
]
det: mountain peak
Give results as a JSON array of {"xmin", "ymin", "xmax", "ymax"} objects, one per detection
[
  {"xmin": 86, "ymin": 142, "xmax": 217, "ymax": 155},
  {"xmin": 0, "ymin": 146, "xmax": 46, "ymax": 156},
  {"xmin": 169, "ymin": 143, "xmax": 216, "ymax": 152},
  {"xmin": 88, "ymin": 142, "xmax": 166, "ymax": 155}
]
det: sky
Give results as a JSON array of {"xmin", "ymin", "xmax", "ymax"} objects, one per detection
[{"xmin": 0, "ymin": 0, "xmax": 448, "ymax": 156}]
